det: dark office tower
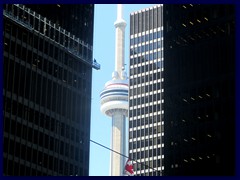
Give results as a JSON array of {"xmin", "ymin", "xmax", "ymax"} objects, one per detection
[
  {"xmin": 164, "ymin": 5, "xmax": 235, "ymax": 175},
  {"xmin": 129, "ymin": 5, "xmax": 164, "ymax": 176},
  {"xmin": 24, "ymin": 4, "xmax": 94, "ymax": 46},
  {"xmin": 3, "ymin": 4, "xmax": 98, "ymax": 176}
]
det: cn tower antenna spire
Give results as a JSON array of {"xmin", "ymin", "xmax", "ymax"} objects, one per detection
[
  {"xmin": 114, "ymin": 4, "xmax": 127, "ymax": 80},
  {"xmin": 117, "ymin": 4, "xmax": 123, "ymax": 20}
]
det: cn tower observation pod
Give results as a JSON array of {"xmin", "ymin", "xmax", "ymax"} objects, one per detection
[{"xmin": 100, "ymin": 79, "xmax": 128, "ymax": 117}]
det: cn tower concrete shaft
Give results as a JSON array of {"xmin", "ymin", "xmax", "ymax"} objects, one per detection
[
  {"xmin": 111, "ymin": 113, "xmax": 126, "ymax": 175},
  {"xmin": 100, "ymin": 4, "xmax": 128, "ymax": 176}
]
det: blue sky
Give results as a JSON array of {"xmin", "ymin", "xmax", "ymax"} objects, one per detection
[{"xmin": 90, "ymin": 4, "xmax": 156, "ymax": 176}]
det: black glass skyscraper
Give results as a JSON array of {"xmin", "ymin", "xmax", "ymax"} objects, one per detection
[
  {"xmin": 3, "ymin": 4, "xmax": 98, "ymax": 175},
  {"xmin": 164, "ymin": 4, "xmax": 235, "ymax": 175}
]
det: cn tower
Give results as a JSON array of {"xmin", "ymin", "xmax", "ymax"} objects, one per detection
[{"xmin": 100, "ymin": 4, "xmax": 128, "ymax": 176}]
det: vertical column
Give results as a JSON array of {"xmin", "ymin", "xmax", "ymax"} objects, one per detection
[
  {"xmin": 114, "ymin": 5, "xmax": 127, "ymax": 79},
  {"xmin": 111, "ymin": 112, "xmax": 127, "ymax": 176}
]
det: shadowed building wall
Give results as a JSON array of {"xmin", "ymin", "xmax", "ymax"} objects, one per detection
[
  {"xmin": 3, "ymin": 4, "xmax": 94, "ymax": 176},
  {"xmin": 163, "ymin": 4, "xmax": 235, "ymax": 176}
]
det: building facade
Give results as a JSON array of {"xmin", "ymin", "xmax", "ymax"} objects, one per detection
[
  {"xmin": 3, "ymin": 4, "xmax": 97, "ymax": 175},
  {"xmin": 128, "ymin": 5, "xmax": 164, "ymax": 176},
  {"xmin": 163, "ymin": 4, "xmax": 235, "ymax": 175},
  {"xmin": 129, "ymin": 4, "xmax": 235, "ymax": 176}
]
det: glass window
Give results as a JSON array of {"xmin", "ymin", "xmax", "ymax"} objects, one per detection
[
  {"xmin": 138, "ymin": 37, "xmax": 141, "ymax": 44},
  {"xmin": 145, "ymin": 34, "xmax": 149, "ymax": 41},
  {"xmin": 153, "ymin": 32, "xmax": 157, "ymax": 39},
  {"xmin": 130, "ymin": 38, "xmax": 134, "ymax": 46},
  {"xmin": 149, "ymin": 33, "xmax": 153, "ymax": 41}
]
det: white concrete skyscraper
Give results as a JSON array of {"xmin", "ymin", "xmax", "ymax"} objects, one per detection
[
  {"xmin": 100, "ymin": 4, "xmax": 128, "ymax": 176},
  {"xmin": 128, "ymin": 5, "xmax": 164, "ymax": 176}
]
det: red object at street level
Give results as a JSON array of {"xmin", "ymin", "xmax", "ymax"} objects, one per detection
[{"xmin": 125, "ymin": 159, "xmax": 134, "ymax": 176}]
